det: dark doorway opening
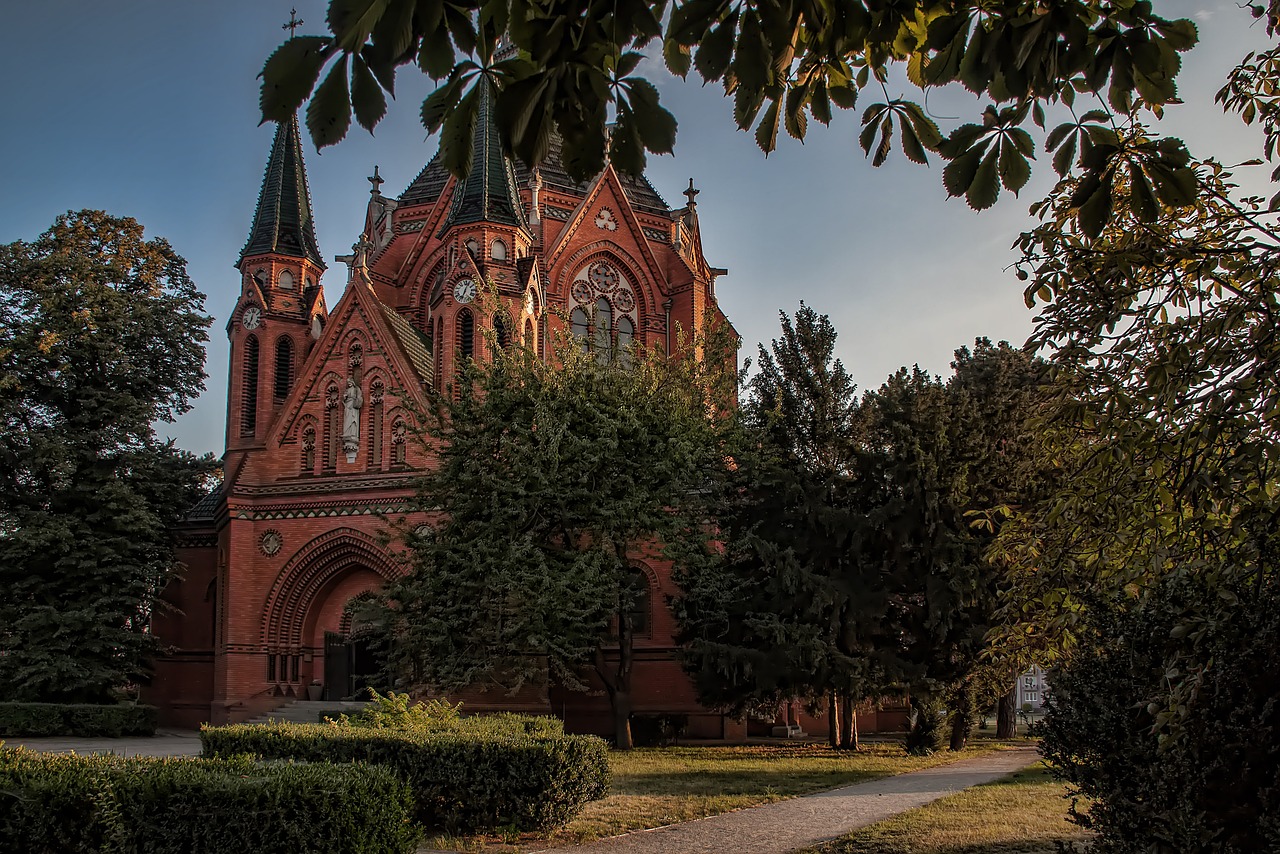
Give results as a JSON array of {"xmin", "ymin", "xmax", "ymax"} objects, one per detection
[{"xmin": 322, "ymin": 630, "xmax": 387, "ymax": 701}]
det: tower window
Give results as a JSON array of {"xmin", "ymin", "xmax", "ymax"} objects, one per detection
[
  {"xmin": 491, "ymin": 239, "xmax": 507, "ymax": 261},
  {"xmin": 494, "ymin": 312, "xmax": 511, "ymax": 349},
  {"xmin": 458, "ymin": 309, "xmax": 475, "ymax": 361},
  {"xmin": 274, "ymin": 336, "xmax": 294, "ymax": 403},
  {"xmin": 241, "ymin": 335, "xmax": 259, "ymax": 436},
  {"xmin": 278, "ymin": 270, "xmax": 295, "ymax": 290}
]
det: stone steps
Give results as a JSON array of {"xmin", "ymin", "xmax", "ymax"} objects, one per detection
[{"xmin": 243, "ymin": 699, "xmax": 370, "ymax": 725}]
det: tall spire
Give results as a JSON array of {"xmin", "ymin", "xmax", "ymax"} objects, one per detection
[
  {"xmin": 440, "ymin": 81, "xmax": 528, "ymax": 232},
  {"xmin": 240, "ymin": 113, "xmax": 326, "ymax": 269}
]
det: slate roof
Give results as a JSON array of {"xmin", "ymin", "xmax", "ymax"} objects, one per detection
[
  {"xmin": 381, "ymin": 305, "xmax": 434, "ymax": 386},
  {"xmin": 399, "ymin": 112, "xmax": 670, "ymax": 217},
  {"xmin": 241, "ymin": 114, "xmax": 326, "ymax": 268},
  {"xmin": 438, "ymin": 81, "xmax": 529, "ymax": 232},
  {"xmin": 511, "ymin": 133, "xmax": 671, "ymax": 216},
  {"xmin": 186, "ymin": 487, "xmax": 223, "ymax": 523}
]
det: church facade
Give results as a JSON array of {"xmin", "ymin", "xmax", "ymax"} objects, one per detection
[{"xmin": 146, "ymin": 83, "xmax": 750, "ymax": 737}]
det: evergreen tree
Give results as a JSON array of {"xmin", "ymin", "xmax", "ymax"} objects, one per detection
[
  {"xmin": 384, "ymin": 327, "xmax": 726, "ymax": 749},
  {"xmin": 677, "ymin": 305, "xmax": 884, "ymax": 748},
  {"xmin": 0, "ymin": 210, "xmax": 215, "ymax": 702}
]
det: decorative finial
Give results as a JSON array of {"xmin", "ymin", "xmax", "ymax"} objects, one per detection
[
  {"xmin": 684, "ymin": 178, "xmax": 700, "ymax": 208},
  {"xmin": 368, "ymin": 165, "xmax": 384, "ymax": 196},
  {"xmin": 283, "ymin": 8, "xmax": 304, "ymax": 39}
]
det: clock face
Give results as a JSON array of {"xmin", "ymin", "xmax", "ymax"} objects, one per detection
[
  {"xmin": 453, "ymin": 278, "xmax": 477, "ymax": 304},
  {"xmin": 242, "ymin": 306, "xmax": 262, "ymax": 330}
]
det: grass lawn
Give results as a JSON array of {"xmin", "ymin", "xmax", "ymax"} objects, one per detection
[
  {"xmin": 423, "ymin": 739, "xmax": 1019, "ymax": 852},
  {"xmin": 801, "ymin": 763, "xmax": 1092, "ymax": 854}
]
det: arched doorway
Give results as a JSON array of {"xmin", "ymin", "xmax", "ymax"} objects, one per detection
[
  {"xmin": 322, "ymin": 597, "xmax": 391, "ymax": 701},
  {"xmin": 259, "ymin": 528, "xmax": 401, "ymax": 702}
]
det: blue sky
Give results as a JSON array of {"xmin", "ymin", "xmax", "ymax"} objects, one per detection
[{"xmin": 0, "ymin": 2, "xmax": 1270, "ymax": 456}]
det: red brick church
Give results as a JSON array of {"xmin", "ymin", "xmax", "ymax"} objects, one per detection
[{"xmin": 146, "ymin": 81, "xmax": 756, "ymax": 736}]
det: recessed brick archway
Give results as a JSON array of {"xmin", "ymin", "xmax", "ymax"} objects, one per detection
[{"xmin": 260, "ymin": 527, "xmax": 401, "ymax": 650}]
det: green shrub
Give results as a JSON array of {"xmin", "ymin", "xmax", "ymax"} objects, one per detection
[
  {"xmin": 0, "ymin": 747, "xmax": 418, "ymax": 854},
  {"xmin": 0, "ymin": 703, "xmax": 156, "ymax": 737},
  {"xmin": 323, "ymin": 691, "xmax": 565, "ymax": 738},
  {"xmin": 903, "ymin": 697, "xmax": 946, "ymax": 755},
  {"xmin": 1041, "ymin": 575, "xmax": 1280, "ymax": 853},
  {"xmin": 201, "ymin": 721, "xmax": 609, "ymax": 832}
]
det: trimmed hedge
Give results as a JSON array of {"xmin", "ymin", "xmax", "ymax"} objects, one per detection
[
  {"xmin": 201, "ymin": 722, "xmax": 610, "ymax": 832},
  {"xmin": 0, "ymin": 747, "xmax": 418, "ymax": 854},
  {"xmin": 0, "ymin": 702, "xmax": 157, "ymax": 737}
]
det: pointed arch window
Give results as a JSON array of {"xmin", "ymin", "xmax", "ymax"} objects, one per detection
[
  {"xmin": 301, "ymin": 425, "xmax": 316, "ymax": 474},
  {"xmin": 491, "ymin": 239, "xmax": 507, "ymax": 261},
  {"xmin": 274, "ymin": 336, "xmax": 295, "ymax": 403},
  {"xmin": 369, "ymin": 380, "xmax": 385, "ymax": 470},
  {"xmin": 278, "ymin": 269, "xmax": 295, "ymax": 290},
  {"xmin": 324, "ymin": 382, "xmax": 340, "ymax": 472},
  {"xmin": 616, "ymin": 316, "xmax": 635, "ymax": 365},
  {"xmin": 494, "ymin": 312, "xmax": 511, "ymax": 349},
  {"xmin": 457, "ymin": 309, "xmax": 475, "ymax": 361},
  {"xmin": 391, "ymin": 417, "xmax": 407, "ymax": 467},
  {"xmin": 628, "ymin": 569, "xmax": 652, "ymax": 636},
  {"xmin": 240, "ymin": 335, "xmax": 259, "ymax": 436},
  {"xmin": 524, "ymin": 318, "xmax": 535, "ymax": 350},
  {"xmin": 594, "ymin": 297, "xmax": 613, "ymax": 362},
  {"xmin": 435, "ymin": 316, "xmax": 444, "ymax": 390},
  {"xmin": 571, "ymin": 307, "xmax": 589, "ymax": 347}
]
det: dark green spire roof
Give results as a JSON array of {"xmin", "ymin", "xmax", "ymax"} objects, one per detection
[
  {"xmin": 440, "ymin": 81, "xmax": 528, "ymax": 232},
  {"xmin": 240, "ymin": 114, "xmax": 325, "ymax": 268}
]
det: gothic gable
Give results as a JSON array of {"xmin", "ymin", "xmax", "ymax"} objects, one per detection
[
  {"xmin": 546, "ymin": 166, "xmax": 668, "ymax": 301},
  {"xmin": 233, "ymin": 274, "xmax": 432, "ymax": 484}
]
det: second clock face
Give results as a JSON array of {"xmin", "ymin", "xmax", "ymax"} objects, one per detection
[
  {"xmin": 242, "ymin": 306, "xmax": 262, "ymax": 329},
  {"xmin": 453, "ymin": 278, "xmax": 477, "ymax": 304}
]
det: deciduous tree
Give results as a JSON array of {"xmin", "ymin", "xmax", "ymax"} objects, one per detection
[
  {"xmin": 0, "ymin": 210, "xmax": 215, "ymax": 702},
  {"xmin": 257, "ymin": 0, "xmax": 1198, "ymax": 223},
  {"xmin": 382, "ymin": 329, "xmax": 726, "ymax": 749}
]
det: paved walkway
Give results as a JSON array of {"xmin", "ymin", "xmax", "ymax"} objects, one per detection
[
  {"xmin": 532, "ymin": 746, "xmax": 1040, "ymax": 854},
  {"xmin": 0, "ymin": 729, "xmax": 202, "ymax": 757},
  {"xmin": 3, "ymin": 734, "xmax": 1038, "ymax": 854}
]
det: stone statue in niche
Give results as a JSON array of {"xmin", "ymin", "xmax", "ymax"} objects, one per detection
[{"xmin": 341, "ymin": 376, "xmax": 363, "ymax": 462}]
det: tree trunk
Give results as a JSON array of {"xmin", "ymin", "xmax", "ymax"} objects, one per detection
[
  {"xmin": 839, "ymin": 691, "xmax": 858, "ymax": 750},
  {"xmin": 996, "ymin": 684, "xmax": 1018, "ymax": 738},
  {"xmin": 594, "ymin": 596, "xmax": 636, "ymax": 750},
  {"xmin": 613, "ymin": 690, "xmax": 633, "ymax": 750},
  {"xmin": 828, "ymin": 691, "xmax": 840, "ymax": 748},
  {"xmin": 949, "ymin": 687, "xmax": 972, "ymax": 751}
]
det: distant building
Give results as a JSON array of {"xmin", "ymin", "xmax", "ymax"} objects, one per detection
[{"xmin": 1017, "ymin": 665, "xmax": 1049, "ymax": 711}]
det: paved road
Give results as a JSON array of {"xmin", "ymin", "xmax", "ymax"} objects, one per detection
[
  {"xmin": 0, "ymin": 729, "xmax": 202, "ymax": 757},
  {"xmin": 533, "ymin": 747, "xmax": 1041, "ymax": 854}
]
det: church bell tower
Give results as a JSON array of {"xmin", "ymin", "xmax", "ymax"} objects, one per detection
[{"xmin": 227, "ymin": 112, "xmax": 328, "ymax": 465}]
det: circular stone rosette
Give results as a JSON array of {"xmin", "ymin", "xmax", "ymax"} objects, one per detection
[
  {"xmin": 259, "ymin": 529, "xmax": 284, "ymax": 557},
  {"xmin": 614, "ymin": 287, "xmax": 635, "ymax": 312},
  {"xmin": 588, "ymin": 262, "xmax": 620, "ymax": 293},
  {"xmin": 571, "ymin": 280, "xmax": 593, "ymax": 304}
]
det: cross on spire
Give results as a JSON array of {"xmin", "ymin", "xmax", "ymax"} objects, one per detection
[
  {"xmin": 368, "ymin": 165, "xmax": 384, "ymax": 196},
  {"xmin": 283, "ymin": 8, "xmax": 304, "ymax": 38}
]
